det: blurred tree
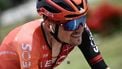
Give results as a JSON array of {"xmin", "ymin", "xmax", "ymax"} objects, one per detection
[
  {"xmin": 0, "ymin": 0, "xmax": 29, "ymax": 12},
  {"xmin": 0, "ymin": 0, "xmax": 29, "ymax": 43},
  {"xmin": 87, "ymin": 2, "xmax": 122, "ymax": 36}
]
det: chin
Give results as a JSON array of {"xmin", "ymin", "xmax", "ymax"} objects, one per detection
[
  {"xmin": 70, "ymin": 38, "xmax": 82, "ymax": 46},
  {"xmin": 70, "ymin": 43, "xmax": 81, "ymax": 46}
]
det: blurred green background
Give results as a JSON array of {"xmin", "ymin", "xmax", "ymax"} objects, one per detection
[{"xmin": 0, "ymin": 0, "xmax": 122, "ymax": 69}]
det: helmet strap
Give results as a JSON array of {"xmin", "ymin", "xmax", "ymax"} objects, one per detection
[{"xmin": 50, "ymin": 24, "xmax": 65, "ymax": 44}]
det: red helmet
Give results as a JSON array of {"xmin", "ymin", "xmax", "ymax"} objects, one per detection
[{"xmin": 37, "ymin": 0, "xmax": 88, "ymax": 23}]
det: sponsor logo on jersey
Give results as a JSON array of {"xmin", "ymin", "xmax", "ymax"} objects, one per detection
[
  {"xmin": 21, "ymin": 43, "xmax": 32, "ymax": 68},
  {"xmin": 39, "ymin": 60, "xmax": 52, "ymax": 68},
  {"xmin": 85, "ymin": 25, "xmax": 99, "ymax": 53}
]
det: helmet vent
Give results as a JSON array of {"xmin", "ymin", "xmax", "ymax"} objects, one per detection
[
  {"xmin": 43, "ymin": 5, "xmax": 61, "ymax": 13},
  {"xmin": 37, "ymin": 0, "xmax": 61, "ymax": 13},
  {"xmin": 53, "ymin": 0, "xmax": 75, "ymax": 11},
  {"xmin": 79, "ymin": 3, "xmax": 84, "ymax": 9}
]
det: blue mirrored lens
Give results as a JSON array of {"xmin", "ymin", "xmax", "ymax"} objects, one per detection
[{"xmin": 63, "ymin": 16, "xmax": 86, "ymax": 31}]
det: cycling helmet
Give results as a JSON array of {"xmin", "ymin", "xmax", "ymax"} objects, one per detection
[{"xmin": 37, "ymin": 0, "xmax": 88, "ymax": 23}]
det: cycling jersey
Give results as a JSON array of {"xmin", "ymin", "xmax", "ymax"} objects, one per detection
[{"xmin": 0, "ymin": 19, "xmax": 108, "ymax": 69}]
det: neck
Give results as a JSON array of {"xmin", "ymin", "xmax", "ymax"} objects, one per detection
[
  {"xmin": 42, "ymin": 22, "xmax": 62, "ymax": 63},
  {"xmin": 42, "ymin": 21, "xmax": 62, "ymax": 48}
]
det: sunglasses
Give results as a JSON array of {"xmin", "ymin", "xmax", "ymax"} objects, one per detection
[{"xmin": 61, "ymin": 16, "xmax": 86, "ymax": 31}]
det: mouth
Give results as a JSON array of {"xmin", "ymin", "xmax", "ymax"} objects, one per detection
[{"xmin": 71, "ymin": 34, "xmax": 81, "ymax": 38}]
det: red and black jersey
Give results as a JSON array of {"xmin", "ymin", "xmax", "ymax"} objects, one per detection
[{"xmin": 0, "ymin": 19, "xmax": 108, "ymax": 69}]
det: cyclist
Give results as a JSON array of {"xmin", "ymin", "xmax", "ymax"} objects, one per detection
[{"xmin": 0, "ymin": 0, "xmax": 110, "ymax": 69}]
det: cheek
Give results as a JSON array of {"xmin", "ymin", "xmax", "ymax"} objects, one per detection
[
  {"xmin": 58, "ymin": 27, "xmax": 72, "ymax": 41},
  {"xmin": 59, "ymin": 30, "xmax": 72, "ymax": 39},
  {"xmin": 63, "ymin": 32, "xmax": 71, "ymax": 39}
]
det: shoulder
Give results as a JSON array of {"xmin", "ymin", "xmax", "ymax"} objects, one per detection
[
  {"xmin": 1, "ymin": 19, "xmax": 44, "ymax": 47},
  {"xmin": 0, "ymin": 19, "xmax": 45, "ymax": 62},
  {"xmin": 12, "ymin": 19, "xmax": 44, "ymax": 45}
]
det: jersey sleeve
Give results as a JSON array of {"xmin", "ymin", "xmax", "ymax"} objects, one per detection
[
  {"xmin": 0, "ymin": 42, "xmax": 20, "ymax": 69},
  {"xmin": 78, "ymin": 25, "xmax": 108, "ymax": 69}
]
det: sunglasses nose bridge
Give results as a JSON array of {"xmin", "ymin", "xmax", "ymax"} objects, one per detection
[
  {"xmin": 74, "ymin": 23, "xmax": 83, "ymax": 31},
  {"xmin": 62, "ymin": 16, "xmax": 86, "ymax": 31}
]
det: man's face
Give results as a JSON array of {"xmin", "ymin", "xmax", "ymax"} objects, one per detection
[
  {"xmin": 58, "ymin": 25, "xmax": 85, "ymax": 46},
  {"xmin": 51, "ymin": 16, "xmax": 86, "ymax": 46}
]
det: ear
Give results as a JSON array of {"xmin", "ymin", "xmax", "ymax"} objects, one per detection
[
  {"xmin": 45, "ymin": 23, "xmax": 51, "ymax": 31},
  {"xmin": 49, "ymin": 24, "xmax": 55, "ymax": 33},
  {"xmin": 45, "ymin": 23, "xmax": 55, "ymax": 33}
]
